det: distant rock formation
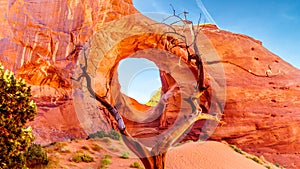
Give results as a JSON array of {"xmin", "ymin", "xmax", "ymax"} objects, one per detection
[{"xmin": 0, "ymin": 1, "xmax": 299, "ymax": 168}]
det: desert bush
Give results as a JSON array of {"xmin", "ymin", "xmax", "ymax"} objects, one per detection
[
  {"xmin": 108, "ymin": 130, "xmax": 120, "ymax": 140},
  {"xmin": 120, "ymin": 152, "xmax": 130, "ymax": 159},
  {"xmin": 0, "ymin": 63, "xmax": 37, "ymax": 169},
  {"xmin": 88, "ymin": 129, "xmax": 120, "ymax": 140},
  {"xmin": 229, "ymin": 144, "xmax": 244, "ymax": 155},
  {"xmin": 24, "ymin": 144, "xmax": 49, "ymax": 167},
  {"xmin": 98, "ymin": 155, "xmax": 112, "ymax": 169},
  {"xmin": 130, "ymin": 161, "xmax": 144, "ymax": 169},
  {"xmin": 248, "ymin": 156, "xmax": 263, "ymax": 164},
  {"xmin": 101, "ymin": 158, "xmax": 111, "ymax": 166},
  {"xmin": 89, "ymin": 130, "xmax": 106, "ymax": 139},
  {"xmin": 71, "ymin": 153, "xmax": 94, "ymax": 163}
]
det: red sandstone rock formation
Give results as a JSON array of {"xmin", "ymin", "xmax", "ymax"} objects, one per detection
[
  {"xmin": 0, "ymin": 0, "xmax": 138, "ymax": 144},
  {"xmin": 0, "ymin": 1, "xmax": 299, "ymax": 169},
  {"xmin": 203, "ymin": 25, "xmax": 300, "ymax": 169}
]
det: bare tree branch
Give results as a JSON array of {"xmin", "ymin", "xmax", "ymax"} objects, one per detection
[{"xmin": 207, "ymin": 60, "xmax": 281, "ymax": 77}]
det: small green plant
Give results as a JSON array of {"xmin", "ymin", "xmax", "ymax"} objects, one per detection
[
  {"xmin": 229, "ymin": 144, "xmax": 244, "ymax": 155},
  {"xmin": 274, "ymin": 163, "xmax": 285, "ymax": 169},
  {"xmin": 24, "ymin": 143, "xmax": 49, "ymax": 167},
  {"xmin": 88, "ymin": 130, "xmax": 120, "ymax": 140},
  {"xmin": 120, "ymin": 152, "xmax": 130, "ymax": 159},
  {"xmin": 130, "ymin": 161, "xmax": 144, "ymax": 169},
  {"xmin": 99, "ymin": 155, "xmax": 112, "ymax": 169},
  {"xmin": 107, "ymin": 130, "xmax": 120, "ymax": 140},
  {"xmin": 101, "ymin": 158, "xmax": 112, "ymax": 165},
  {"xmin": 89, "ymin": 130, "xmax": 106, "ymax": 139},
  {"xmin": 247, "ymin": 156, "xmax": 263, "ymax": 164},
  {"xmin": 71, "ymin": 153, "xmax": 94, "ymax": 163}
]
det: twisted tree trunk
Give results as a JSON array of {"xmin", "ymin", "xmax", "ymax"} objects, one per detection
[{"xmin": 72, "ymin": 50, "xmax": 219, "ymax": 169}]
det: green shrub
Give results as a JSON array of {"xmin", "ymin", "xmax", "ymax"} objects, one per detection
[
  {"xmin": 89, "ymin": 130, "xmax": 106, "ymax": 139},
  {"xmin": 130, "ymin": 161, "xmax": 144, "ymax": 169},
  {"xmin": 24, "ymin": 144, "xmax": 48, "ymax": 167},
  {"xmin": 120, "ymin": 152, "xmax": 130, "ymax": 159},
  {"xmin": 229, "ymin": 144, "xmax": 244, "ymax": 155},
  {"xmin": 247, "ymin": 156, "xmax": 263, "ymax": 164},
  {"xmin": 88, "ymin": 129, "xmax": 120, "ymax": 140},
  {"xmin": 108, "ymin": 130, "xmax": 120, "ymax": 140},
  {"xmin": 71, "ymin": 153, "xmax": 94, "ymax": 163},
  {"xmin": 101, "ymin": 158, "xmax": 112, "ymax": 165},
  {"xmin": 98, "ymin": 155, "xmax": 112, "ymax": 169},
  {"xmin": 274, "ymin": 163, "xmax": 285, "ymax": 169},
  {"xmin": 0, "ymin": 63, "xmax": 37, "ymax": 169}
]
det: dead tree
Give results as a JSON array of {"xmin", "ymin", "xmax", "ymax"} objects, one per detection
[
  {"xmin": 155, "ymin": 4, "xmax": 209, "ymax": 95},
  {"xmin": 206, "ymin": 61, "xmax": 281, "ymax": 77},
  {"xmin": 71, "ymin": 43, "xmax": 219, "ymax": 168},
  {"xmin": 70, "ymin": 6, "xmax": 228, "ymax": 169}
]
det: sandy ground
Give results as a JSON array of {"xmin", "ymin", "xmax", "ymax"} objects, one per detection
[
  {"xmin": 167, "ymin": 141, "xmax": 268, "ymax": 169},
  {"xmin": 42, "ymin": 139, "xmax": 279, "ymax": 169}
]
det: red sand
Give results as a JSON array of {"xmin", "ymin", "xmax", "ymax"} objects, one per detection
[
  {"xmin": 167, "ymin": 141, "xmax": 267, "ymax": 169},
  {"xmin": 45, "ymin": 139, "xmax": 274, "ymax": 169}
]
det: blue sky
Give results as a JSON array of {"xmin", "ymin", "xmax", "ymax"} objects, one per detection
[
  {"xmin": 118, "ymin": 58, "xmax": 161, "ymax": 104},
  {"xmin": 132, "ymin": 0, "xmax": 300, "ymax": 69},
  {"xmin": 119, "ymin": 0, "xmax": 300, "ymax": 103}
]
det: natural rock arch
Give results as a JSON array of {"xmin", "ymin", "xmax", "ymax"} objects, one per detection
[{"xmin": 73, "ymin": 13, "xmax": 226, "ymax": 144}]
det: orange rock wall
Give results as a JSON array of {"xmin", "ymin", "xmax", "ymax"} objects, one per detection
[
  {"xmin": 0, "ymin": 1, "xmax": 299, "ymax": 168},
  {"xmin": 202, "ymin": 25, "xmax": 300, "ymax": 168}
]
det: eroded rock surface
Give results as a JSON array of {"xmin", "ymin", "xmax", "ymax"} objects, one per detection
[
  {"xmin": 0, "ymin": 0, "xmax": 138, "ymax": 144},
  {"xmin": 203, "ymin": 26, "xmax": 300, "ymax": 168},
  {"xmin": 0, "ymin": 1, "xmax": 299, "ymax": 168}
]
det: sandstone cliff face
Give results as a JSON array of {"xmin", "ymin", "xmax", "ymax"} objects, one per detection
[
  {"xmin": 0, "ymin": 0, "xmax": 138, "ymax": 143},
  {"xmin": 0, "ymin": 1, "xmax": 299, "ymax": 169},
  {"xmin": 203, "ymin": 26, "xmax": 300, "ymax": 168}
]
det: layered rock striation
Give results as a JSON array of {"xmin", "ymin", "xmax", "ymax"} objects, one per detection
[{"xmin": 0, "ymin": 1, "xmax": 299, "ymax": 168}]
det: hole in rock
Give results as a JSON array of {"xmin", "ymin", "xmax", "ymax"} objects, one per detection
[{"xmin": 117, "ymin": 58, "xmax": 162, "ymax": 106}]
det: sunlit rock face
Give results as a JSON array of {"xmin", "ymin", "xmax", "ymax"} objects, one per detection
[
  {"xmin": 203, "ymin": 26, "xmax": 300, "ymax": 168},
  {"xmin": 0, "ymin": 0, "xmax": 138, "ymax": 144},
  {"xmin": 0, "ymin": 1, "xmax": 300, "ymax": 168}
]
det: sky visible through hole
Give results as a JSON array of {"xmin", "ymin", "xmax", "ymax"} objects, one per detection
[
  {"xmin": 132, "ymin": 0, "xmax": 300, "ymax": 69},
  {"xmin": 118, "ymin": 58, "xmax": 162, "ymax": 104}
]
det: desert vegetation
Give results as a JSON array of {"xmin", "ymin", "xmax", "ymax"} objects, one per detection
[
  {"xmin": 0, "ymin": 1, "xmax": 292, "ymax": 168},
  {"xmin": 227, "ymin": 142, "xmax": 285, "ymax": 169},
  {"xmin": 0, "ymin": 63, "xmax": 37, "ymax": 168}
]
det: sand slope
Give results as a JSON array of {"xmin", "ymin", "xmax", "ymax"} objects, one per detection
[
  {"xmin": 167, "ymin": 141, "xmax": 270, "ymax": 169},
  {"xmin": 44, "ymin": 139, "xmax": 279, "ymax": 169}
]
